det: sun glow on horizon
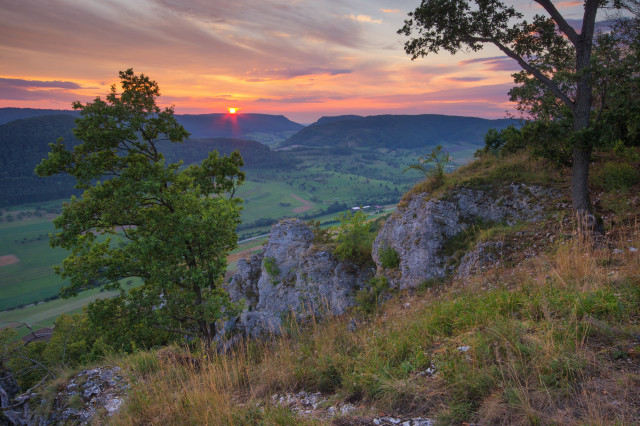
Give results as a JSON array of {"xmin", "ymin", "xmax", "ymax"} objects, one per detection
[{"xmin": 228, "ymin": 107, "xmax": 237, "ymax": 114}]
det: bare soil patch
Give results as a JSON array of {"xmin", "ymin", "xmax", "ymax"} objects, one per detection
[
  {"xmin": 0, "ymin": 254, "xmax": 19, "ymax": 267},
  {"xmin": 290, "ymin": 193, "xmax": 314, "ymax": 213}
]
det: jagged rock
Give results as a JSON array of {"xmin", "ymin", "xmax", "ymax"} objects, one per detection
[
  {"xmin": 226, "ymin": 219, "xmax": 373, "ymax": 338},
  {"xmin": 373, "ymin": 184, "xmax": 557, "ymax": 289},
  {"xmin": 42, "ymin": 366, "xmax": 128, "ymax": 425}
]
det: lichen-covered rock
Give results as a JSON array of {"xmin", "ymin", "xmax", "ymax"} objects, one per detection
[
  {"xmin": 226, "ymin": 219, "xmax": 373, "ymax": 338},
  {"xmin": 373, "ymin": 184, "xmax": 557, "ymax": 289},
  {"xmin": 457, "ymin": 241, "xmax": 505, "ymax": 277},
  {"xmin": 42, "ymin": 366, "xmax": 128, "ymax": 425}
]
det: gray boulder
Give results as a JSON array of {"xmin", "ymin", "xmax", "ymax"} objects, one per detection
[
  {"xmin": 372, "ymin": 183, "xmax": 557, "ymax": 289},
  {"xmin": 226, "ymin": 219, "xmax": 373, "ymax": 338}
]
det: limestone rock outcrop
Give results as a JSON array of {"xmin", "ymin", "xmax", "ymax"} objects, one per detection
[
  {"xmin": 226, "ymin": 219, "xmax": 373, "ymax": 337},
  {"xmin": 372, "ymin": 184, "xmax": 558, "ymax": 289}
]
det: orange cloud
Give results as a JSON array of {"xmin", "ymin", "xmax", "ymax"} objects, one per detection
[
  {"xmin": 344, "ymin": 14, "xmax": 382, "ymax": 24},
  {"xmin": 0, "ymin": 0, "xmax": 521, "ymax": 123}
]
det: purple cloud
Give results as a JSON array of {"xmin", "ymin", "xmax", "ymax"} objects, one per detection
[
  {"xmin": 243, "ymin": 67, "xmax": 352, "ymax": 81},
  {"xmin": 458, "ymin": 56, "xmax": 520, "ymax": 72},
  {"xmin": 447, "ymin": 76, "xmax": 485, "ymax": 82},
  {"xmin": 0, "ymin": 78, "xmax": 81, "ymax": 89}
]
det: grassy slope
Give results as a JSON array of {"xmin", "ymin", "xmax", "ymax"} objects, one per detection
[
  {"xmin": 96, "ymin": 151, "xmax": 640, "ymax": 425},
  {"xmin": 0, "ymin": 217, "xmax": 69, "ymax": 311}
]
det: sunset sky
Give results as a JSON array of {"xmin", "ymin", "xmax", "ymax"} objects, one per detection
[{"xmin": 0, "ymin": 0, "xmax": 592, "ymax": 123}]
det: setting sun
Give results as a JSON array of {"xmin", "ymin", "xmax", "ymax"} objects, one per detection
[{"xmin": 228, "ymin": 107, "xmax": 237, "ymax": 114}]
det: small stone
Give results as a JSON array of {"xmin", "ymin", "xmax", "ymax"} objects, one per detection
[
  {"xmin": 457, "ymin": 345, "xmax": 471, "ymax": 352},
  {"xmin": 347, "ymin": 318, "xmax": 358, "ymax": 332},
  {"xmin": 630, "ymin": 247, "xmax": 638, "ymax": 252}
]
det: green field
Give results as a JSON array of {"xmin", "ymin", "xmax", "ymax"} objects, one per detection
[
  {"xmin": 0, "ymin": 141, "xmax": 476, "ymax": 329},
  {"xmin": 0, "ymin": 217, "xmax": 69, "ymax": 311}
]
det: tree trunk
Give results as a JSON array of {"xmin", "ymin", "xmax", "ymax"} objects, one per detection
[
  {"xmin": 571, "ymin": 104, "xmax": 597, "ymax": 230},
  {"xmin": 571, "ymin": 146, "xmax": 592, "ymax": 210},
  {"xmin": 570, "ymin": 0, "xmax": 599, "ymax": 231}
]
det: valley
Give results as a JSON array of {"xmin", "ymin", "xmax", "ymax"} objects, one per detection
[{"xmin": 0, "ymin": 109, "xmax": 513, "ymax": 336}]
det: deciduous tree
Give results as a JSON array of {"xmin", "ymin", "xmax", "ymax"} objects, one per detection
[
  {"xmin": 36, "ymin": 69, "xmax": 245, "ymax": 347},
  {"xmin": 399, "ymin": 0, "xmax": 623, "ymax": 226}
]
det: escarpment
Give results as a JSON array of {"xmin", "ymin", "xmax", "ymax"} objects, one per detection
[
  {"xmin": 226, "ymin": 218, "xmax": 374, "ymax": 337},
  {"xmin": 372, "ymin": 183, "xmax": 560, "ymax": 289}
]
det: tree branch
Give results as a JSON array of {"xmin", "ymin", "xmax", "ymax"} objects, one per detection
[
  {"xmin": 491, "ymin": 38, "xmax": 576, "ymax": 112},
  {"xmin": 533, "ymin": 0, "xmax": 580, "ymax": 46}
]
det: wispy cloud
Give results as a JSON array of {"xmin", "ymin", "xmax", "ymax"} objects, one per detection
[
  {"xmin": 447, "ymin": 76, "xmax": 485, "ymax": 82},
  {"xmin": 0, "ymin": 78, "xmax": 81, "ymax": 89},
  {"xmin": 344, "ymin": 14, "xmax": 382, "ymax": 24},
  {"xmin": 0, "ymin": 0, "xmax": 541, "ymax": 122},
  {"xmin": 458, "ymin": 56, "xmax": 520, "ymax": 72},
  {"xmin": 243, "ymin": 67, "xmax": 352, "ymax": 82}
]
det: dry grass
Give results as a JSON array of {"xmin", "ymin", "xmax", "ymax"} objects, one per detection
[
  {"xmin": 399, "ymin": 151, "xmax": 565, "ymax": 208},
  {"xmin": 102, "ymin": 195, "xmax": 640, "ymax": 425}
]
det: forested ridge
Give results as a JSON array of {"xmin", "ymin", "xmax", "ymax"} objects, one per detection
[{"xmin": 282, "ymin": 114, "xmax": 518, "ymax": 148}]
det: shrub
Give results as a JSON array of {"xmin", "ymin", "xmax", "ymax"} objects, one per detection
[
  {"xmin": 333, "ymin": 210, "xmax": 374, "ymax": 264},
  {"xmin": 379, "ymin": 246, "xmax": 400, "ymax": 269},
  {"xmin": 307, "ymin": 219, "xmax": 332, "ymax": 245},
  {"xmin": 356, "ymin": 276, "xmax": 390, "ymax": 314},
  {"xmin": 263, "ymin": 256, "xmax": 280, "ymax": 277},
  {"xmin": 591, "ymin": 161, "xmax": 639, "ymax": 191},
  {"xmin": 403, "ymin": 145, "xmax": 451, "ymax": 181}
]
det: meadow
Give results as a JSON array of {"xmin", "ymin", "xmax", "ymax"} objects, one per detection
[{"xmin": 0, "ymin": 142, "xmax": 477, "ymax": 333}]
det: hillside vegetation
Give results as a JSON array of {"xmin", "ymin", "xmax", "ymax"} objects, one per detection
[
  {"xmin": 282, "ymin": 114, "xmax": 517, "ymax": 149},
  {"xmin": 13, "ymin": 148, "xmax": 637, "ymax": 425}
]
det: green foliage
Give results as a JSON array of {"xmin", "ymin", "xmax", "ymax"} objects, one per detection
[
  {"xmin": 379, "ymin": 246, "xmax": 400, "ymax": 269},
  {"xmin": 307, "ymin": 219, "xmax": 332, "ymax": 245},
  {"xmin": 333, "ymin": 210, "xmax": 374, "ymax": 264},
  {"xmin": 35, "ymin": 69, "xmax": 245, "ymax": 347},
  {"xmin": 263, "ymin": 256, "xmax": 280, "ymax": 278},
  {"xmin": 479, "ymin": 125, "xmax": 525, "ymax": 157},
  {"xmin": 403, "ymin": 144, "xmax": 450, "ymax": 181},
  {"xmin": 355, "ymin": 276, "xmax": 390, "ymax": 314},
  {"xmin": 591, "ymin": 161, "xmax": 639, "ymax": 191}
]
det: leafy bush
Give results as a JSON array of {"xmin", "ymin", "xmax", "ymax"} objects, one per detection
[
  {"xmin": 403, "ymin": 145, "xmax": 451, "ymax": 182},
  {"xmin": 307, "ymin": 219, "xmax": 333, "ymax": 245},
  {"xmin": 263, "ymin": 256, "xmax": 280, "ymax": 277},
  {"xmin": 479, "ymin": 125, "xmax": 525, "ymax": 156},
  {"xmin": 333, "ymin": 210, "xmax": 374, "ymax": 264},
  {"xmin": 379, "ymin": 246, "xmax": 400, "ymax": 269},
  {"xmin": 591, "ymin": 161, "xmax": 639, "ymax": 191},
  {"xmin": 355, "ymin": 276, "xmax": 390, "ymax": 314}
]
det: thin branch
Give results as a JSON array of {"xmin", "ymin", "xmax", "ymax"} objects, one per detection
[
  {"xmin": 533, "ymin": 0, "xmax": 580, "ymax": 46},
  {"xmin": 490, "ymin": 38, "xmax": 576, "ymax": 112}
]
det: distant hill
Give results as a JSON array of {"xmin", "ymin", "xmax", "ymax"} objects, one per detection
[
  {"xmin": 281, "ymin": 114, "xmax": 518, "ymax": 149},
  {"xmin": 175, "ymin": 114, "xmax": 304, "ymax": 143},
  {"xmin": 0, "ymin": 115, "xmax": 82, "ymax": 206},
  {"xmin": 0, "ymin": 115, "xmax": 295, "ymax": 207},
  {"xmin": 0, "ymin": 108, "xmax": 79, "ymax": 125},
  {"xmin": 0, "ymin": 108, "xmax": 304, "ymax": 144},
  {"xmin": 161, "ymin": 138, "xmax": 295, "ymax": 170}
]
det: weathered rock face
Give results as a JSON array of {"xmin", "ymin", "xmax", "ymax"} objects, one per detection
[
  {"xmin": 43, "ymin": 366, "xmax": 128, "ymax": 425},
  {"xmin": 1, "ymin": 366, "xmax": 127, "ymax": 425},
  {"xmin": 372, "ymin": 184, "xmax": 558, "ymax": 289},
  {"xmin": 226, "ymin": 219, "xmax": 373, "ymax": 338}
]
